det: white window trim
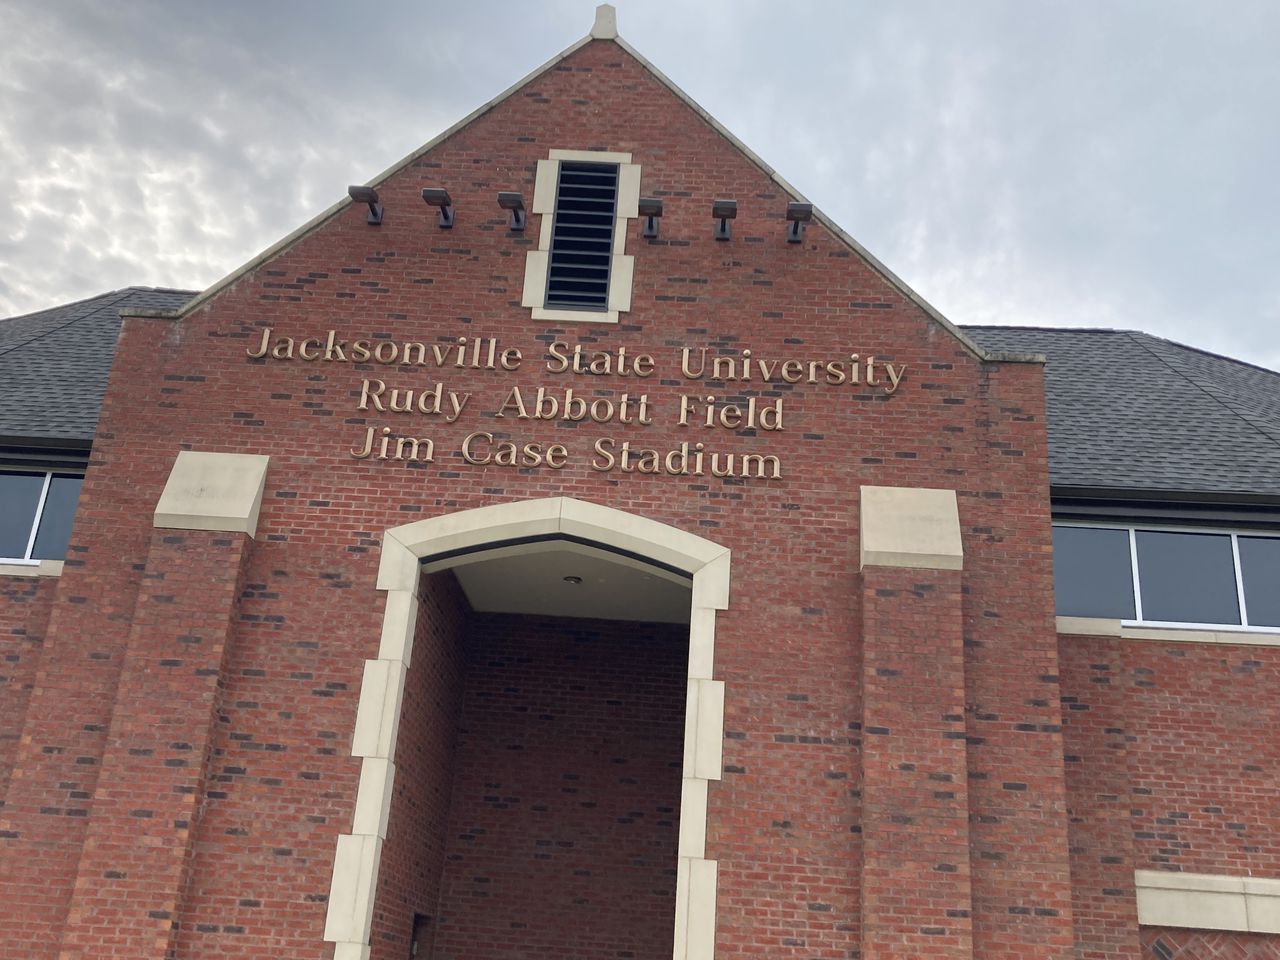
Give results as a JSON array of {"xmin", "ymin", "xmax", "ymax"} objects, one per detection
[
  {"xmin": 1054, "ymin": 520, "xmax": 1280, "ymax": 634},
  {"xmin": 1, "ymin": 469, "xmax": 62, "ymax": 569},
  {"xmin": 522, "ymin": 149, "xmax": 641, "ymax": 324}
]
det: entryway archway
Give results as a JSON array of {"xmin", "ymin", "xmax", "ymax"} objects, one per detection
[{"xmin": 324, "ymin": 498, "xmax": 729, "ymax": 960}]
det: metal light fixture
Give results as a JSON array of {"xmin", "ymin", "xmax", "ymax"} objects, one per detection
[
  {"xmin": 638, "ymin": 197, "xmax": 663, "ymax": 238},
  {"xmin": 563, "ymin": 575, "xmax": 583, "ymax": 585},
  {"xmin": 422, "ymin": 188, "xmax": 454, "ymax": 228},
  {"xmin": 497, "ymin": 192, "xmax": 526, "ymax": 231},
  {"xmin": 712, "ymin": 199, "xmax": 737, "ymax": 241},
  {"xmin": 347, "ymin": 185, "xmax": 383, "ymax": 225},
  {"xmin": 785, "ymin": 202, "xmax": 813, "ymax": 243}
]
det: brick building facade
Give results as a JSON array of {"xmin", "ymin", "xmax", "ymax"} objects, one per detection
[{"xmin": 2, "ymin": 8, "xmax": 1278, "ymax": 959}]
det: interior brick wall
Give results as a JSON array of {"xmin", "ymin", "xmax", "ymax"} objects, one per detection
[
  {"xmin": 369, "ymin": 571, "xmax": 468, "ymax": 960},
  {"xmin": 428, "ymin": 612, "xmax": 687, "ymax": 960}
]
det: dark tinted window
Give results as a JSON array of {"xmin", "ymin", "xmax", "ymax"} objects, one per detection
[
  {"xmin": 32, "ymin": 474, "xmax": 83, "ymax": 560},
  {"xmin": 1135, "ymin": 530, "xmax": 1239, "ymax": 625},
  {"xmin": 0, "ymin": 471, "xmax": 46, "ymax": 559},
  {"xmin": 1052, "ymin": 526, "xmax": 1135, "ymax": 619},
  {"xmin": 545, "ymin": 162, "xmax": 617, "ymax": 309},
  {"xmin": 1239, "ymin": 536, "xmax": 1280, "ymax": 628}
]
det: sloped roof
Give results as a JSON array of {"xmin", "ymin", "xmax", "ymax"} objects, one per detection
[
  {"xmin": 964, "ymin": 326, "xmax": 1280, "ymax": 500},
  {"xmin": 0, "ymin": 287, "xmax": 195, "ymax": 445}
]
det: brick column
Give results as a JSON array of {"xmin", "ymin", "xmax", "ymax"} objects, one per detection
[
  {"xmin": 56, "ymin": 452, "xmax": 269, "ymax": 960},
  {"xmin": 858, "ymin": 486, "xmax": 974, "ymax": 960}
]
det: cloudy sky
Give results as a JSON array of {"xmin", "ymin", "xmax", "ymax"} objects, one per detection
[{"xmin": 2, "ymin": 1, "xmax": 1278, "ymax": 367}]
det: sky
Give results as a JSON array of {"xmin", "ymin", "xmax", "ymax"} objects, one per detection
[{"xmin": 2, "ymin": 1, "xmax": 1278, "ymax": 367}]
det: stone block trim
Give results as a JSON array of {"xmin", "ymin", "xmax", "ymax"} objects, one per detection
[
  {"xmin": 0, "ymin": 560, "xmax": 63, "ymax": 578},
  {"xmin": 153, "ymin": 450, "xmax": 270, "ymax": 537},
  {"xmin": 1058, "ymin": 616, "xmax": 1280, "ymax": 647},
  {"xmin": 522, "ymin": 149, "xmax": 641, "ymax": 324},
  {"xmin": 326, "ymin": 497, "xmax": 730, "ymax": 960},
  {"xmin": 859, "ymin": 485, "xmax": 964, "ymax": 571},
  {"xmin": 1135, "ymin": 870, "xmax": 1280, "ymax": 934}
]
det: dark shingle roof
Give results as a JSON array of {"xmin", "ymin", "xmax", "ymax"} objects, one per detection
[
  {"xmin": 964, "ymin": 326, "xmax": 1280, "ymax": 500},
  {"xmin": 0, "ymin": 287, "xmax": 194, "ymax": 445}
]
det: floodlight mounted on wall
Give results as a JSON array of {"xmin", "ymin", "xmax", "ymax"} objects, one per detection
[
  {"xmin": 347, "ymin": 185, "xmax": 383, "ymax": 225},
  {"xmin": 422, "ymin": 188, "xmax": 454, "ymax": 228},
  {"xmin": 712, "ymin": 199, "xmax": 737, "ymax": 241},
  {"xmin": 638, "ymin": 197, "xmax": 663, "ymax": 238},
  {"xmin": 786, "ymin": 202, "xmax": 813, "ymax": 243},
  {"xmin": 497, "ymin": 192, "xmax": 526, "ymax": 231}
]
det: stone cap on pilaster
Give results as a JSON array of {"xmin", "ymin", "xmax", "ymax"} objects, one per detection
[
  {"xmin": 859, "ymin": 485, "xmax": 963, "ymax": 571},
  {"xmin": 153, "ymin": 450, "xmax": 270, "ymax": 538}
]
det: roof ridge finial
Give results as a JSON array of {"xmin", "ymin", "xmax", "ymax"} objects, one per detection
[{"xmin": 591, "ymin": 3, "xmax": 618, "ymax": 39}]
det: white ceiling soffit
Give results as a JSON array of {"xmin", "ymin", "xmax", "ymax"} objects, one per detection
[{"xmin": 435, "ymin": 541, "xmax": 692, "ymax": 625}]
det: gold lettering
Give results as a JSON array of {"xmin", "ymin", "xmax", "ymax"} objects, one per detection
[
  {"xmin": 462, "ymin": 432, "xmax": 492, "ymax": 464},
  {"xmin": 495, "ymin": 386, "xmax": 529, "ymax": 419},
  {"xmin": 591, "ymin": 437, "xmax": 617, "ymax": 471},
  {"xmin": 546, "ymin": 341, "xmax": 571, "ymax": 373},
  {"xmin": 740, "ymin": 453, "xmax": 782, "ymax": 479},
  {"xmin": 247, "ymin": 327, "xmax": 271, "ymax": 359},
  {"xmin": 325, "ymin": 331, "xmax": 348, "ymax": 362},
  {"xmin": 393, "ymin": 436, "xmax": 434, "ymax": 462},
  {"xmin": 680, "ymin": 347, "xmax": 707, "ymax": 379},
  {"xmin": 358, "ymin": 379, "xmax": 386, "ymax": 412},
  {"xmin": 350, "ymin": 426, "xmax": 375, "ymax": 458},
  {"xmin": 884, "ymin": 363, "xmax": 906, "ymax": 394}
]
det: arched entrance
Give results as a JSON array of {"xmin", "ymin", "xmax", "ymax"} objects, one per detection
[{"xmin": 324, "ymin": 498, "xmax": 729, "ymax": 960}]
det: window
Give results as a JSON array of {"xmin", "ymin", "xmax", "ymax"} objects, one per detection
[
  {"xmin": 1053, "ymin": 522, "xmax": 1280, "ymax": 630},
  {"xmin": 0, "ymin": 470, "xmax": 84, "ymax": 563},
  {"xmin": 545, "ymin": 161, "xmax": 619, "ymax": 310}
]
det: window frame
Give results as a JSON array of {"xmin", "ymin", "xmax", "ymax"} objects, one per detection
[
  {"xmin": 544, "ymin": 160, "xmax": 620, "ymax": 312},
  {"xmin": 521, "ymin": 148, "xmax": 640, "ymax": 325},
  {"xmin": 1053, "ymin": 519, "xmax": 1280, "ymax": 633},
  {"xmin": 0, "ymin": 468, "xmax": 81, "ymax": 565}
]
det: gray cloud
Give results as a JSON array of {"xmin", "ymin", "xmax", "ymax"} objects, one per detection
[{"xmin": 1, "ymin": 0, "xmax": 1277, "ymax": 369}]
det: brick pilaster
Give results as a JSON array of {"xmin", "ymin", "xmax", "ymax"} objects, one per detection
[
  {"xmin": 860, "ymin": 564, "xmax": 974, "ymax": 959},
  {"xmin": 56, "ymin": 527, "xmax": 252, "ymax": 960}
]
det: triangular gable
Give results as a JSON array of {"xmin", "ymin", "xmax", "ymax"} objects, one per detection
[{"xmin": 164, "ymin": 6, "xmax": 1033, "ymax": 365}]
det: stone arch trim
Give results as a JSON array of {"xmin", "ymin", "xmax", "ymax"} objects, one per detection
[{"xmin": 324, "ymin": 497, "xmax": 731, "ymax": 960}]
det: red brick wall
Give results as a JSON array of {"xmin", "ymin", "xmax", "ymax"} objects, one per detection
[
  {"xmin": 369, "ymin": 571, "xmax": 468, "ymax": 960},
  {"xmin": 0, "ymin": 575, "xmax": 55, "ymax": 799},
  {"xmin": 1059, "ymin": 634, "xmax": 1142, "ymax": 959},
  {"xmin": 1060, "ymin": 633, "xmax": 1280, "ymax": 957},
  {"xmin": 164, "ymin": 538, "xmax": 374, "ymax": 958},
  {"xmin": 1139, "ymin": 927, "xmax": 1280, "ymax": 958},
  {"xmin": 0, "ymin": 34, "xmax": 1092, "ymax": 959},
  {"xmin": 429, "ymin": 612, "xmax": 687, "ymax": 960}
]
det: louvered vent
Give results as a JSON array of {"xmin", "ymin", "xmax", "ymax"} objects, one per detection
[{"xmin": 545, "ymin": 162, "xmax": 618, "ymax": 310}]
